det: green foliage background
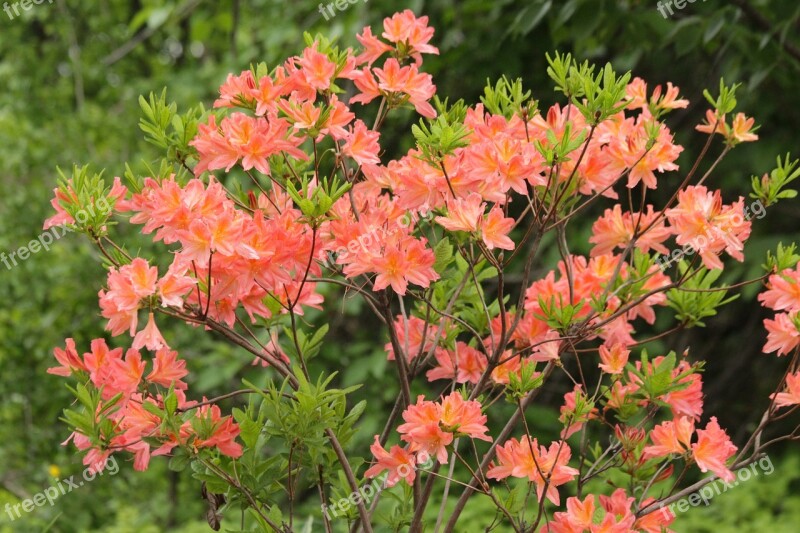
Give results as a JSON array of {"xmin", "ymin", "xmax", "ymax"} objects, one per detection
[{"xmin": 1, "ymin": 0, "xmax": 799, "ymax": 530}]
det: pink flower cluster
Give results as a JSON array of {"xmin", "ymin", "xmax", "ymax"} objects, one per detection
[{"xmin": 48, "ymin": 338, "xmax": 240, "ymax": 473}]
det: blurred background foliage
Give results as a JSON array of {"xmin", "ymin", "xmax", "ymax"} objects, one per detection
[{"xmin": 1, "ymin": 0, "xmax": 799, "ymax": 530}]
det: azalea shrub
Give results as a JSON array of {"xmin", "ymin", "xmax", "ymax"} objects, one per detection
[{"xmin": 44, "ymin": 9, "xmax": 800, "ymax": 533}]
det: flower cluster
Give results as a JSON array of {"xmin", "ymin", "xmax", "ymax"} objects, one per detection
[
  {"xmin": 48, "ymin": 338, "xmax": 240, "ymax": 473},
  {"xmin": 365, "ymin": 392, "xmax": 489, "ymax": 484},
  {"xmin": 42, "ymin": 8, "xmax": 795, "ymax": 532},
  {"xmin": 544, "ymin": 489, "xmax": 674, "ymax": 533},
  {"xmin": 487, "ymin": 436, "xmax": 579, "ymax": 505},
  {"xmin": 643, "ymin": 416, "xmax": 737, "ymax": 482}
]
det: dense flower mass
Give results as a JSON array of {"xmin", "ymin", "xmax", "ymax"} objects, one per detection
[
  {"xmin": 43, "ymin": 9, "xmax": 798, "ymax": 532},
  {"xmin": 395, "ymin": 392, "xmax": 490, "ymax": 465},
  {"xmin": 48, "ymin": 338, "xmax": 240, "ymax": 473},
  {"xmin": 665, "ymin": 185, "xmax": 752, "ymax": 270},
  {"xmin": 487, "ymin": 436, "xmax": 579, "ymax": 505},
  {"xmin": 543, "ymin": 489, "xmax": 675, "ymax": 533}
]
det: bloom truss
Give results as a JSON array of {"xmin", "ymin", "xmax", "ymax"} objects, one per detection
[{"xmin": 44, "ymin": 9, "xmax": 800, "ymax": 533}]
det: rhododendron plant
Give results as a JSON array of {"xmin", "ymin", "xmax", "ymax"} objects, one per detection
[{"xmin": 44, "ymin": 10, "xmax": 800, "ymax": 533}]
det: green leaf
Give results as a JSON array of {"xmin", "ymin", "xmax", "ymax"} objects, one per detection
[
  {"xmin": 433, "ymin": 237, "xmax": 455, "ymax": 273},
  {"xmin": 168, "ymin": 449, "xmax": 191, "ymax": 472},
  {"xmin": 704, "ymin": 12, "xmax": 726, "ymax": 44}
]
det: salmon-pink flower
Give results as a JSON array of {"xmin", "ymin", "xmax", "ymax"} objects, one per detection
[
  {"xmin": 605, "ymin": 381, "xmax": 639, "ymax": 412},
  {"xmin": 43, "ymin": 185, "xmax": 80, "ymax": 230},
  {"xmin": 651, "ymin": 81, "xmax": 689, "ymax": 111},
  {"xmin": 347, "ymin": 66, "xmax": 381, "ymax": 106},
  {"xmin": 214, "ymin": 70, "xmax": 257, "ymax": 109},
  {"xmin": 372, "ymin": 58, "xmax": 436, "ymax": 117},
  {"xmin": 537, "ymin": 441, "xmax": 580, "ymax": 505},
  {"xmin": 99, "ymin": 258, "xmax": 159, "ymax": 337},
  {"xmin": 132, "ymin": 312, "xmax": 168, "ymax": 351},
  {"xmin": 730, "ymin": 113, "xmax": 758, "ymax": 143},
  {"xmin": 370, "ymin": 236, "xmax": 438, "ymax": 295},
  {"xmin": 381, "ymin": 10, "xmax": 439, "ymax": 63},
  {"xmin": 253, "ymin": 74, "xmax": 284, "ymax": 116},
  {"xmin": 665, "ymin": 185, "xmax": 751, "ymax": 270},
  {"xmin": 772, "ymin": 371, "xmax": 800, "ymax": 408},
  {"xmin": 529, "ymin": 330, "xmax": 563, "ymax": 363},
  {"xmin": 759, "ymin": 266, "xmax": 800, "ymax": 312},
  {"xmin": 47, "ymin": 338, "xmax": 86, "ymax": 377},
  {"xmin": 436, "ymin": 193, "xmax": 484, "ymax": 233},
  {"xmin": 83, "ymin": 338, "xmax": 124, "ymax": 389},
  {"xmin": 490, "ymin": 353, "xmax": 527, "ymax": 385},
  {"xmin": 68, "ymin": 433, "xmax": 114, "ymax": 475},
  {"xmin": 364, "ymin": 436, "xmax": 416, "ymax": 487},
  {"xmin": 191, "ymin": 404, "xmax": 243, "ymax": 458},
  {"xmin": 43, "ymin": 177, "xmax": 125, "ymax": 231},
  {"xmin": 661, "ymin": 367, "xmax": 704, "ymax": 421},
  {"xmin": 385, "ymin": 314, "xmax": 441, "ymax": 361},
  {"xmin": 320, "ymin": 95, "xmax": 355, "ymax": 140},
  {"xmin": 696, "ymin": 109, "xmax": 728, "ymax": 136},
  {"xmin": 397, "ymin": 392, "xmax": 489, "ymax": 464},
  {"xmin": 696, "ymin": 110, "xmax": 758, "ymax": 145},
  {"xmin": 110, "ymin": 348, "xmax": 146, "ymax": 396},
  {"xmin": 600, "ymin": 488, "xmax": 636, "ymax": 518},
  {"xmin": 635, "ymin": 496, "xmax": 676, "ymax": 532},
  {"xmin": 98, "ymin": 293, "xmax": 138, "ymax": 336},
  {"xmin": 146, "ymin": 348, "xmax": 188, "ymax": 389},
  {"xmin": 130, "ymin": 440, "xmax": 151, "ymax": 471},
  {"xmin": 342, "ymin": 120, "xmax": 381, "ymax": 166},
  {"xmin": 488, "ymin": 436, "xmax": 578, "ymax": 505},
  {"xmin": 481, "ymin": 206, "xmax": 515, "ymax": 250},
  {"xmin": 426, "ymin": 342, "xmax": 488, "ymax": 384},
  {"xmin": 486, "ymin": 436, "xmax": 529, "ymax": 481},
  {"xmin": 372, "ymin": 246, "xmax": 411, "ymax": 294},
  {"xmin": 589, "ymin": 204, "xmax": 671, "ymax": 257},
  {"xmin": 626, "ymin": 77, "xmax": 688, "ymax": 113},
  {"xmin": 296, "ymin": 44, "xmax": 336, "ymax": 91},
  {"xmin": 691, "ymin": 416, "xmax": 737, "ymax": 482},
  {"xmin": 191, "ymin": 112, "xmax": 305, "ymax": 176},
  {"xmin": 125, "ymin": 258, "xmax": 159, "ymax": 301},
  {"xmin": 598, "ymin": 343, "xmax": 630, "ymax": 374},
  {"xmin": 120, "ymin": 394, "xmax": 162, "ymax": 440},
  {"xmin": 439, "ymin": 392, "xmax": 491, "ymax": 441},
  {"xmin": 177, "ymin": 209, "xmax": 244, "ymax": 265},
  {"xmin": 397, "ymin": 396, "xmax": 453, "ymax": 463},
  {"xmin": 545, "ymin": 489, "xmax": 638, "ymax": 532},
  {"xmin": 560, "ymin": 385, "xmax": 597, "ymax": 439},
  {"xmin": 604, "ymin": 114, "xmax": 683, "ymax": 190},
  {"xmin": 279, "ymin": 99, "xmax": 322, "ymax": 131},
  {"xmin": 642, "ymin": 417, "xmax": 695, "ymax": 460},
  {"xmin": 763, "ymin": 312, "xmax": 800, "ymax": 356},
  {"xmin": 355, "ymin": 26, "xmax": 393, "ymax": 66},
  {"xmin": 625, "ymin": 77, "xmax": 648, "ymax": 110},
  {"xmin": 109, "ymin": 435, "xmax": 152, "ymax": 471},
  {"xmin": 550, "ymin": 494, "xmax": 597, "ymax": 531},
  {"xmin": 157, "ymin": 263, "xmax": 196, "ymax": 307}
]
